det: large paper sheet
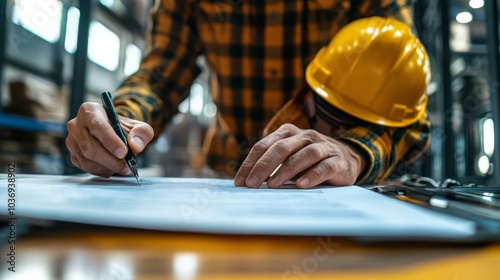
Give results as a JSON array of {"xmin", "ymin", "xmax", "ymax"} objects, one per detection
[{"xmin": 0, "ymin": 175, "xmax": 475, "ymax": 237}]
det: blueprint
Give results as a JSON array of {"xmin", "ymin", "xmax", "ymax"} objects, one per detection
[{"xmin": 0, "ymin": 175, "xmax": 475, "ymax": 237}]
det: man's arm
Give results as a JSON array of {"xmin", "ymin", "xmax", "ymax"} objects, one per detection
[
  {"xmin": 65, "ymin": 0, "xmax": 202, "ymax": 177},
  {"xmin": 114, "ymin": 0, "xmax": 203, "ymax": 140}
]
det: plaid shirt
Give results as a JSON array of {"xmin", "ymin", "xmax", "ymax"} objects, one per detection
[{"xmin": 114, "ymin": 0, "xmax": 429, "ymax": 183}]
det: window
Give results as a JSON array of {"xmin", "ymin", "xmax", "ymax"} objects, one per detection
[
  {"xmin": 482, "ymin": 117, "xmax": 494, "ymax": 157},
  {"xmin": 477, "ymin": 117, "xmax": 494, "ymax": 175},
  {"xmin": 11, "ymin": 0, "xmax": 63, "ymax": 43},
  {"xmin": 64, "ymin": 6, "xmax": 80, "ymax": 53},
  {"xmin": 87, "ymin": 21, "xmax": 120, "ymax": 71},
  {"xmin": 99, "ymin": 0, "xmax": 115, "ymax": 8},
  {"xmin": 124, "ymin": 44, "xmax": 142, "ymax": 76}
]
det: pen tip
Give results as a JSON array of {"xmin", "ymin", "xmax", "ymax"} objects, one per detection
[{"xmin": 132, "ymin": 170, "xmax": 141, "ymax": 186}]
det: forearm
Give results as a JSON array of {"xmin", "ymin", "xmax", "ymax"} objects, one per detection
[{"xmin": 113, "ymin": 0, "xmax": 202, "ymax": 140}]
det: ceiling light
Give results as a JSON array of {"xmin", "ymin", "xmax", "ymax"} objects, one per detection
[
  {"xmin": 456, "ymin": 12, "xmax": 473, "ymax": 24},
  {"xmin": 469, "ymin": 0, "xmax": 484, "ymax": 9}
]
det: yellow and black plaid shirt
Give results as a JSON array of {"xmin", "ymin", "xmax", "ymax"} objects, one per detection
[{"xmin": 114, "ymin": 0, "xmax": 430, "ymax": 183}]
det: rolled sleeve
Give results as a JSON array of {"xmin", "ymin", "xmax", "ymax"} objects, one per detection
[{"xmin": 339, "ymin": 112, "xmax": 431, "ymax": 184}]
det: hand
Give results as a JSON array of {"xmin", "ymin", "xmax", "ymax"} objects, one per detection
[
  {"xmin": 234, "ymin": 124, "xmax": 366, "ymax": 188},
  {"xmin": 66, "ymin": 102, "xmax": 154, "ymax": 177}
]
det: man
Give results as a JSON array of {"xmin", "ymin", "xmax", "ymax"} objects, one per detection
[
  {"xmin": 66, "ymin": 0, "xmax": 429, "ymax": 188},
  {"xmin": 236, "ymin": 16, "xmax": 431, "ymax": 188}
]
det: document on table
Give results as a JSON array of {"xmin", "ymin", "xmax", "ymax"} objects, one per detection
[{"xmin": 0, "ymin": 175, "xmax": 476, "ymax": 238}]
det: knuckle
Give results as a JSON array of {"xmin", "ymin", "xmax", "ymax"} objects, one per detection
[
  {"xmin": 277, "ymin": 123, "xmax": 299, "ymax": 135},
  {"xmin": 239, "ymin": 161, "xmax": 256, "ymax": 170},
  {"xmin": 254, "ymin": 159, "xmax": 271, "ymax": 171},
  {"xmin": 252, "ymin": 141, "xmax": 270, "ymax": 154},
  {"xmin": 310, "ymin": 161, "xmax": 336, "ymax": 180},
  {"xmin": 272, "ymin": 140, "xmax": 292, "ymax": 154},
  {"xmin": 307, "ymin": 146, "xmax": 323, "ymax": 159},
  {"xmin": 70, "ymin": 156, "xmax": 80, "ymax": 168},
  {"xmin": 280, "ymin": 160, "xmax": 297, "ymax": 173},
  {"xmin": 78, "ymin": 102, "xmax": 97, "ymax": 117},
  {"xmin": 143, "ymin": 124, "xmax": 155, "ymax": 139},
  {"xmin": 278, "ymin": 123, "xmax": 294, "ymax": 131},
  {"xmin": 66, "ymin": 118, "xmax": 76, "ymax": 132},
  {"xmin": 79, "ymin": 140, "xmax": 97, "ymax": 160},
  {"xmin": 321, "ymin": 161, "xmax": 337, "ymax": 175},
  {"xmin": 65, "ymin": 137, "xmax": 75, "ymax": 152},
  {"xmin": 309, "ymin": 166, "xmax": 325, "ymax": 179},
  {"xmin": 302, "ymin": 129, "xmax": 320, "ymax": 140},
  {"xmin": 87, "ymin": 117, "xmax": 105, "ymax": 135},
  {"xmin": 80, "ymin": 102, "xmax": 98, "ymax": 112}
]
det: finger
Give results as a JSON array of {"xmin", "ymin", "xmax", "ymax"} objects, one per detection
[
  {"xmin": 234, "ymin": 124, "xmax": 301, "ymax": 187},
  {"xmin": 67, "ymin": 134, "xmax": 129, "ymax": 176},
  {"xmin": 246, "ymin": 137, "xmax": 307, "ymax": 188},
  {"xmin": 125, "ymin": 121, "xmax": 154, "ymax": 154},
  {"xmin": 245, "ymin": 127, "xmax": 317, "ymax": 188},
  {"xmin": 70, "ymin": 153, "xmax": 114, "ymax": 177},
  {"xmin": 81, "ymin": 103, "xmax": 128, "ymax": 159},
  {"xmin": 296, "ymin": 156, "xmax": 358, "ymax": 188},
  {"xmin": 70, "ymin": 154, "xmax": 82, "ymax": 170},
  {"xmin": 77, "ymin": 138, "xmax": 130, "ymax": 175},
  {"xmin": 68, "ymin": 112, "xmax": 130, "ymax": 175},
  {"xmin": 79, "ymin": 156, "xmax": 118, "ymax": 178},
  {"xmin": 267, "ymin": 142, "xmax": 330, "ymax": 188},
  {"xmin": 67, "ymin": 135, "xmax": 116, "ymax": 176},
  {"xmin": 66, "ymin": 133, "xmax": 83, "ymax": 170}
]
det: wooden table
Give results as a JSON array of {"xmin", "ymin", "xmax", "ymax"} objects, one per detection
[{"xmin": 1, "ymin": 222, "xmax": 499, "ymax": 279}]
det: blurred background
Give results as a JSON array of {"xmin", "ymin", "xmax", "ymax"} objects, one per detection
[{"xmin": 0, "ymin": 0, "xmax": 499, "ymax": 186}]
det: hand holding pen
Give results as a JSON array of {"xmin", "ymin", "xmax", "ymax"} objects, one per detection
[
  {"xmin": 66, "ymin": 92, "xmax": 154, "ymax": 182},
  {"xmin": 101, "ymin": 91, "xmax": 141, "ymax": 185}
]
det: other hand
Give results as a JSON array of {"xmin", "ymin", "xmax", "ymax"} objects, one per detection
[
  {"xmin": 234, "ymin": 124, "xmax": 365, "ymax": 188},
  {"xmin": 66, "ymin": 102, "xmax": 154, "ymax": 177}
]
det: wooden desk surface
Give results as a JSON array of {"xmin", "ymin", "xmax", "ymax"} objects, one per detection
[{"xmin": 1, "ymin": 223, "xmax": 499, "ymax": 280}]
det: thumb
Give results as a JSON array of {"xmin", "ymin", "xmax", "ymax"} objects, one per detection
[{"xmin": 128, "ymin": 123, "xmax": 154, "ymax": 154}]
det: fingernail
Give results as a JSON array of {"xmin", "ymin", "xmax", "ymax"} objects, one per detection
[
  {"xmin": 132, "ymin": 136, "xmax": 145, "ymax": 150},
  {"xmin": 298, "ymin": 178, "xmax": 310, "ymax": 188},
  {"xmin": 234, "ymin": 176, "xmax": 245, "ymax": 186},
  {"xmin": 247, "ymin": 175, "xmax": 260, "ymax": 188},
  {"xmin": 114, "ymin": 148, "xmax": 126, "ymax": 158}
]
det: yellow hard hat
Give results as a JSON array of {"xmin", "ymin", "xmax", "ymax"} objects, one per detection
[{"xmin": 305, "ymin": 16, "xmax": 431, "ymax": 127}]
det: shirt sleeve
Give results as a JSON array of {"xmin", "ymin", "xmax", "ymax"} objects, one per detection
[
  {"xmin": 338, "ymin": 112, "xmax": 431, "ymax": 184},
  {"xmin": 113, "ymin": 0, "xmax": 202, "ymax": 139}
]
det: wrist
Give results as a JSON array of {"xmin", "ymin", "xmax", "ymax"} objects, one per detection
[{"xmin": 338, "ymin": 139, "xmax": 368, "ymax": 183}]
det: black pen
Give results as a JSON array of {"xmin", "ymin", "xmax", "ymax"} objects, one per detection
[{"xmin": 100, "ymin": 91, "xmax": 141, "ymax": 185}]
